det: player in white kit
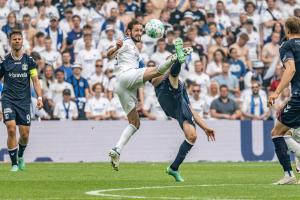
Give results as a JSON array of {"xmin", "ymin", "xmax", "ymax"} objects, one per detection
[{"xmin": 108, "ymin": 20, "xmax": 187, "ymax": 171}]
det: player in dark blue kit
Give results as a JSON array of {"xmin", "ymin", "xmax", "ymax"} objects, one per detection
[
  {"xmin": 151, "ymin": 46, "xmax": 215, "ymax": 182},
  {"xmin": 268, "ymin": 17, "xmax": 300, "ymax": 184},
  {"xmin": 0, "ymin": 30, "xmax": 43, "ymax": 172}
]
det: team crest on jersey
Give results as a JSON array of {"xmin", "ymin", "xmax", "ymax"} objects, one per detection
[{"xmin": 22, "ymin": 64, "xmax": 28, "ymax": 71}]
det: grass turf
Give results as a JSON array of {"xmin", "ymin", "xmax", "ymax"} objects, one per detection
[{"xmin": 0, "ymin": 162, "xmax": 300, "ymax": 200}]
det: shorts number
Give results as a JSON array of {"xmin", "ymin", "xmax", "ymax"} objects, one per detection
[{"xmin": 26, "ymin": 114, "xmax": 31, "ymax": 124}]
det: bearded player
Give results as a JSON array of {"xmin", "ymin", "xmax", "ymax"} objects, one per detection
[{"xmin": 108, "ymin": 19, "xmax": 187, "ymax": 170}]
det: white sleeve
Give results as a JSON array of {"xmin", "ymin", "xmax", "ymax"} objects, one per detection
[
  {"xmin": 109, "ymin": 100, "xmax": 116, "ymax": 112},
  {"xmin": 53, "ymin": 104, "xmax": 59, "ymax": 118},
  {"xmin": 84, "ymin": 100, "xmax": 92, "ymax": 113},
  {"xmin": 143, "ymin": 97, "xmax": 152, "ymax": 111},
  {"xmin": 242, "ymin": 98, "xmax": 249, "ymax": 113},
  {"xmin": 105, "ymin": 99, "xmax": 113, "ymax": 112},
  {"xmin": 68, "ymin": 84, "xmax": 75, "ymax": 98},
  {"xmin": 72, "ymin": 102, "xmax": 78, "ymax": 119}
]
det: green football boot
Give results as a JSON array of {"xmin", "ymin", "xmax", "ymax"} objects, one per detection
[
  {"xmin": 166, "ymin": 166, "xmax": 184, "ymax": 182},
  {"xmin": 174, "ymin": 38, "xmax": 185, "ymax": 64},
  {"xmin": 18, "ymin": 157, "xmax": 25, "ymax": 171}
]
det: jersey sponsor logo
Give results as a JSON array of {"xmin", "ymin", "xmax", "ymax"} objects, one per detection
[
  {"xmin": 22, "ymin": 64, "xmax": 28, "ymax": 71},
  {"xmin": 3, "ymin": 108, "xmax": 12, "ymax": 114},
  {"xmin": 284, "ymin": 105, "xmax": 291, "ymax": 113},
  {"xmin": 8, "ymin": 72, "xmax": 28, "ymax": 78}
]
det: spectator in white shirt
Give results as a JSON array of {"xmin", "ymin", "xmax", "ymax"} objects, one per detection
[
  {"xmin": 188, "ymin": 60, "xmax": 210, "ymax": 95},
  {"xmin": 88, "ymin": 59, "xmax": 109, "ymax": 91},
  {"xmin": 261, "ymin": 0, "xmax": 284, "ymax": 41},
  {"xmin": 98, "ymin": 25, "xmax": 116, "ymax": 58},
  {"xmin": 190, "ymin": 83, "xmax": 208, "ymax": 118},
  {"xmin": 85, "ymin": 83, "xmax": 111, "ymax": 120},
  {"xmin": 36, "ymin": 5, "xmax": 50, "ymax": 32},
  {"xmin": 59, "ymin": 8, "xmax": 73, "ymax": 36},
  {"xmin": 72, "ymin": 0, "xmax": 90, "ymax": 25},
  {"xmin": 74, "ymin": 24, "xmax": 96, "ymax": 57},
  {"xmin": 76, "ymin": 33, "xmax": 101, "ymax": 78},
  {"xmin": 0, "ymin": 0, "xmax": 10, "ymax": 28},
  {"xmin": 20, "ymin": 0, "xmax": 38, "ymax": 23},
  {"xmin": 88, "ymin": 0, "xmax": 106, "ymax": 44},
  {"xmin": 40, "ymin": 36, "xmax": 62, "ymax": 68},
  {"xmin": 215, "ymin": 1, "xmax": 231, "ymax": 28},
  {"xmin": 45, "ymin": 15, "xmax": 66, "ymax": 52},
  {"xmin": 143, "ymin": 95, "xmax": 168, "ymax": 120},
  {"xmin": 53, "ymin": 88, "xmax": 78, "ymax": 120},
  {"xmin": 32, "ymin": 31, "xmax": 45, "ymax": 52},
  {"xmin": 44, "ymin": 0, "xmax": 60, "ymax": 20},
  {"xmin": 150, "ymin": 38, "xmax": 171, "ymax": 67},
  {"xmin": 110, "ymin": 94, "xmax": 127, "ymax": 120},
  {"xmin": 242, "ymin": 82, "xmax": 269, "ymax": 120},
  {"xmin": 48, "ymin": 69, "xmax": 75, "ymax": 107},
  {"xmin": 206, "ymin": 80, "xmax": 220, "ymax": 109}
]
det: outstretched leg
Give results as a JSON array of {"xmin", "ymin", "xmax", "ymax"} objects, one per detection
[{"xmin": 167, "ymin": 121, "xmax": 197, "ymax": 182}]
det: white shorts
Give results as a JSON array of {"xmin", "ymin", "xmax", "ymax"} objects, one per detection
[{"xmin": 114, "ymin": 68, "xmax": 146, "ymax": 115}]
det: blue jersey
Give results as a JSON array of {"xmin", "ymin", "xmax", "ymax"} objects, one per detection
[
  {"xmin": 280, "ymin": 39, "xmax": 300, "ymax": 94},
  {"xmin": 154, "ymin": 76, "xmax": 194, "ymax": 128},
  {"xmin": 0, "ymin": 53, "xmax": 37, "ymax": 105}
]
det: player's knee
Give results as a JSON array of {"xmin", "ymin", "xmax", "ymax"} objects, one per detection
[
  {"xmin": 186, "ymin": 133, "xmax": 197, "ymax": 144},
  {"xmin": 7, "ymin": 126, "xmax": 16, "ymax": 137},
  {"xmin": 271, "ymin": 128, "xmax": 284, "ymax": 137},
  {"xmin": 129, "ymin": 119, "xmax": 140, "ymax": 130}
]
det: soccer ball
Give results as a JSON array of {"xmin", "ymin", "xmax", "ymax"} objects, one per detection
[{"xmin": 145, "ymin": 19, "xmax": 165, "ymax": 38}]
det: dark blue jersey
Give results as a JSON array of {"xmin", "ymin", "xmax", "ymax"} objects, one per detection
[
  {"xmin": 155, "ymin": 76, "xmax": 191, "ymax": 119},
  {"xmin": 0, "ymin": 53, "xmax": 37, "ymax": 104},
  {"xmin": 280, "ymin": 38, "xmax": 300, "ymax": 93}
]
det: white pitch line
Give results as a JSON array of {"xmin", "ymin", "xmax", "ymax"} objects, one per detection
[{"xmin": 86, "ymin": 184, "xmax": 261, "ymax": 200}]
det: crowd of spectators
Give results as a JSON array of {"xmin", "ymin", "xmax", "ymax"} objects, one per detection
[{"xmin": 0, "ymin": 0, "xmax": 296, "ymax": 121}]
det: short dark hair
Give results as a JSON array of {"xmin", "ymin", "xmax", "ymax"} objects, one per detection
[
  {"xmin": 220, "ymin": 84, "xmax": 228, "ymax": 90},
  {"xmin": 30, "ymin": 51, "xmax": 41, "ymax": 60},
  {"xmin": 157, "ymin": 38, "xmax": 165, "ymax": 43},
  {"xmin": 55, "ymin": 68, "xmax": 64, "ymax": 74},
  {"xmin": 62, "ymin": 50, "xmax": 70, "ymax": 55},
  {"xmin": 83, "ymin": 24, "xmax": 92, "ymax": 30},
  {"xmin": 127, "ymin": 19, "xmax": 142, "ymax": 31},
  {"xmin": 72, "ymin": 15, "xmax": 81, "ymax": 21},
  {"xmin": 22, "ymin": 13, "xmax": 31, "ymax": 19},
  {"xmin": 35, "ymin": 31, "xmax": 45, "ymax": 38},
  {"xmin": 9, "ymin": 29, "xmax": 22, "ymax": 39}
]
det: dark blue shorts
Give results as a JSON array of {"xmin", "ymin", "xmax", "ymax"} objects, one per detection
[
  {"xmin": 277, "ymin": 94, "xmax": 300, "ymax": 128},
  {"xmin": 2, "ymin": 100, "xmax": 31, "ymax": 126},
  {"xmin": 175, "ymin": 102, "xmax": 195, "ymax": 130}
]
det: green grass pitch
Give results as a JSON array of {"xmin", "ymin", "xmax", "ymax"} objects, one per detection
[{"xmin": 1, "ymin": 162, "xmax": 300, "ymax": 200}]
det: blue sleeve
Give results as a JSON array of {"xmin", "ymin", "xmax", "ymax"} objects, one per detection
[
  {"xmin": 239, "ymin": 60, "xmax": 247, "ymax": 76},
  {"xmin": 101, "ymin": 21, "xmax": 107, "ymax": 32},
  {"xmin": 66, "ymin": 77, "xmax": 72, "ymax": 84},
  {"xmin": 0, "ymin": 60, "xmax": 4, "ymax": 79},
  {"xmin": 280, "ymin": 42, "xmax": 294, "ymax": 64},
  {"xmin": 28, "ymin": 56, "xmax": 37, "ymax": 70},
  {"xmin": 84, "ymin": 79, "xmax": 89, "ymax": 89},
  {"xmin": 182, "ymin": 84, "xmax": 190, "ymax": 104},
  {"xmin": 120, "ymin": 22, "xmax": 125, "ymax": 33}
]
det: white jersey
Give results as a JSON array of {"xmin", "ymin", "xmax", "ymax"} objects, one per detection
[{"xmin": 115, "ymin": 37, "xmax": 143, "ymax": 73}]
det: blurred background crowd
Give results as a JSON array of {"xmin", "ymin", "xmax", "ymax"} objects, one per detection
[{"xmin": 0, "ymin": 0, "xmax": 295, "ymax": 121}]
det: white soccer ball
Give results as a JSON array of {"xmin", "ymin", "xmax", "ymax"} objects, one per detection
[{"xmin": 145, "ymin": 19, "xmax": 165, "ymax": 39}]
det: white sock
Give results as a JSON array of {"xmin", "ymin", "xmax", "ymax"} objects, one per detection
[
  {"xmin": 285, "ymin": 171, "xmax": 295, "ymax": 177},
  {"xmin": 284, "ymin": 136, "xmax": 300, "ymax": 159},
  {"xmin": 157, "ymin": 56, "xmax": 175, "ymax": 74},
  {"xmin": 115, "ymin": 124, "xmax": 138, "ymax": 153}
]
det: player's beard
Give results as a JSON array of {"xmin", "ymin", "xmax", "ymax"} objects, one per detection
[{"xmin": 131, "ymin": 34, "xmax": 141, "ymax": 43}]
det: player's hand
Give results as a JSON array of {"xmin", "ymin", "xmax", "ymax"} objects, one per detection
[
  {"xmin": 268, "ymin": 93, "xmax": 279, "ymax": 107},
  {"xmin": 116, "ymin": 39, "xmax": 123, "ymax": 49},
  {"xmin": 204, "ymin": 127, "xmax": 216, "ymax": 141},
  {"xmin": 37, "ymin": 98, "xmax": 43, "ymax": 110}
]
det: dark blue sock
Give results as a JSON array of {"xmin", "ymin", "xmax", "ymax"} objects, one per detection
[
  {"xmin": 170, "ymin": 60, "xmax": 181, "ymax": 77},
  {"xmin": 8, "ymin": 148, "xmax": 18, "ymax": 166},
  {"xmin": 170, "ymin": 140, "xmax": 193, "ymax": 171},
  {"xmin": 272, "ymin": 137, "xmax": 293, "ymax": 174},
  {"xmin": 18, "ymin": 143, "xmax": 27, "ymax": 158}
]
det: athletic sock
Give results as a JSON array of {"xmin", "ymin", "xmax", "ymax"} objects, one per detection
[
  {"xmin": 170, "ymin": 140, "xmax": 193, "ymax": 171},
  {"xmin": 157, "ymin": 56, "xmax": 176, "ymax": 74},
  {"xmin": 170, "ymin": 60, "xmax": 181, "ymax": 77},
  {"xmin": 8, "ymin": 147, "xmax": 18, "ymax": 166},
  {"xmin": 115, "ymin": 124, "xmax": 138, "ymax": 153},
  {"xmin": 18, "ymin": 143, "xmax": 27, "ymax": 158},
  {"xmin": 272, "ymin": 137, "xmax": 294, "ymax": 177}
]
